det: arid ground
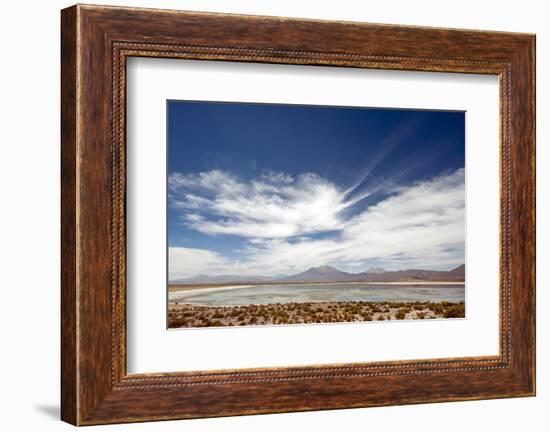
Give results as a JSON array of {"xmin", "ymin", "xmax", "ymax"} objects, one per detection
[{"xmin": 168, "ymin": 300, "xmax": 465, "ymax": 328}]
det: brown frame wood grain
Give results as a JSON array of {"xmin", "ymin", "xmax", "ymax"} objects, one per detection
[{"xmin": 61, "ymin": 4, "xmax": 536, "ymax": 426}]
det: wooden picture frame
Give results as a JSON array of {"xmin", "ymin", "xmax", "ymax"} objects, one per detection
[{"xmin": 61, "ymin": 4, "xmax": 535, "ymax": 425}]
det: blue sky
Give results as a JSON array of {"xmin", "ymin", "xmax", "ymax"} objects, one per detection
[{"xmin": 167, "ymin": 101, "xmax": 465, "ymax": 280}]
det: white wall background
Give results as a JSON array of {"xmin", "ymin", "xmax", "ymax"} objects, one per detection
[{"xmin": 0, "ymin": 0, "xmax": 546, "ymax": 429}]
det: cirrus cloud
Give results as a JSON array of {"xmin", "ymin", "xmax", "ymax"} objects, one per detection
[{"xmin": 169, "ymin": 169, "xmax": 353, "ymax": 239}]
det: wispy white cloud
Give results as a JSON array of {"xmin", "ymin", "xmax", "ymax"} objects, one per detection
[
  {"xmin": 168, "ymin": 168, "xmax": 465, "ymax": 278},
  {"xmin": 169, "ymin": 169, "xmax": 352, "ymax": 239},
  {"xmin": 342, "ymin": 115, "xmax": 425, "ymax": 200},
  {"xmin": 169, "ymin": 247, "xmax": 231, "ymax": 280}
]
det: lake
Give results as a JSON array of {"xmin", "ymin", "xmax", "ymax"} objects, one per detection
[{"xmin": 169, "ymin": 283, "xmax": 465, "ymax": 307}]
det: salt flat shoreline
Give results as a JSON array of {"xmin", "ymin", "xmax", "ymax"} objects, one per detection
[{"xmin": 169, "ymin": 280, "xmax": 465, "ymax": 295}]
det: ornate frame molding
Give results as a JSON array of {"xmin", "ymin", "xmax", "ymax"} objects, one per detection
[{"xmin": 61, "ymin": 5, "xmax": 535, "ymax": 425}]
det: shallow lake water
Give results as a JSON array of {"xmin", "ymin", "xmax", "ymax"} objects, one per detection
[{"xmin": 169, "ymin": 283, "xmax": 465, "ymax": 307}]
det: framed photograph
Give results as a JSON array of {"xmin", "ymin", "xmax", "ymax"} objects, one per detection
[
  {"xmin": 61, "ymin": 4, "xmax": 535, "ymax": 425},
  {"xmin": 166, "ymin": 101, "xmax": 467, "ymax": 329}
]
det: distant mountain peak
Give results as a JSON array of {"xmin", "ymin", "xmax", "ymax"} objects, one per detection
[
  {"xmin": 449, "ymin": 264, "xmax": 465, "ymax": 274},
  {"xmin": 311, "ymin": 265, "xmax": 343, "ymax": 272},
  {"xmin": 364, "ymin": 267, "xmax": 388, "ymax": 274},
  {"xmin": 280, "ymin": 265, "xmax": 350, "ymax": 282}
]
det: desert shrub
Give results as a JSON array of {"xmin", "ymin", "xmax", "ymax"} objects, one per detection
[
  {"xmin": 416, "ymin": 312, "xmax": 426, "ymax": 319},
  {"xmin": 428, "ymin": 303, "xmax": 444, "ymax": 314},
  {"xmin": 377, "ymin": 315, "xmax": 385, "ymax": 321},
  {"xmin": 443, "ymin": 303, "xmax": 465, "ymax": 318},
  {"xmin": 396, "ymin": 309, "xmax": 407, "ymax": 320},
  {"xmin": 209, "ymin": 320, "xmax": 223, "ymax": 327}
]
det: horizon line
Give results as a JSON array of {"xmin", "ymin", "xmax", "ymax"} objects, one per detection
[{"xmin": 169, "ymin": 263, "xmax": 466, "ymax": 282}]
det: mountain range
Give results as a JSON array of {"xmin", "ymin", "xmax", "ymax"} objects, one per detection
[{"xmin": 170, "ymin": 264, "xmax": 465, "ymax": 285}]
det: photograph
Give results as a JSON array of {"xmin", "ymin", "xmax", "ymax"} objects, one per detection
[{"xmin": 167, "ymin": 101, "xmax": 466, "ymax": 328}]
